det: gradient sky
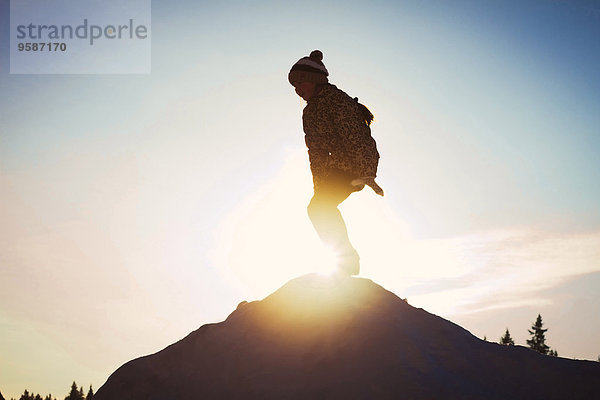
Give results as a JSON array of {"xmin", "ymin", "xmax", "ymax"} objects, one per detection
[{"xmin": 1, "ymin": 0, "xmax": 600, "ymax": 398}]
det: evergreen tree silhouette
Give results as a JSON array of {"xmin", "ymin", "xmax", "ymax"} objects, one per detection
[
  {"xmin": 499, "ymin": 328, "xmax": 515, "ymax": 345},
  {"xmin": 64, "ymin": 382, "xmax": 83, "ymax": 400},
  {"xmin": 527, "ymin": 314, "xmax": 550, "ymax": 355},
  {"xmin": 19, "ymin": 390, "xmax": 32, "ymax": 400},
  {"xmin": 85, "ymin": 386, "xmax": 93, "ymax": 400}
]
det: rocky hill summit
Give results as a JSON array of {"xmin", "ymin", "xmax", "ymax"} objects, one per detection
[{"xmin": 95, "ymin": 274, "xmax": 598, "ymax": 399}]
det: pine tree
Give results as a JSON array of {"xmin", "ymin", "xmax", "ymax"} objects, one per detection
[
  {"xmin": 19, "ymin": 390, "xmax": 32, "ymax": 400},
  {"xmin": 85, "ymin": 386, "xmax": 93, "ymax": 400},
  {"xmin": 499, "ymin": 328, "xmax": 515, "ymax": 345},
  {"xmin": 64, "ymin": 382, "xmax": 83, "ymax": 400},
  {"xmin": 527, "ymin": 314, "xmax": 550, "ymax": 355}
]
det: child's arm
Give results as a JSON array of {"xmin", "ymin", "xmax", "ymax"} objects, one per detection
[{"xmin": 352, "ymin": 176, "xmax": 384, "ymax": 196}]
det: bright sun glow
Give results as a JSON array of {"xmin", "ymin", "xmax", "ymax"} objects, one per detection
[
  {"xmin": 211, "ymin": 150, "xmax": 343, "ymax": 298},
  {"xmin": 211, "ymin": 150, "xmax": 494, "ymax": 316}
]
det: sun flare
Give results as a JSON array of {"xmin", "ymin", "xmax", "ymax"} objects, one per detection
[
  {"xmin": 211, "ymin": 150, "xmax": 405, "ymax": 297},
  {"xmin": 211, "ymin": 150, "xmax": 484, "ymax": 316},
  {"xmin": 211, "ymin": 151, "xmax": 336, "ymax": 297}
]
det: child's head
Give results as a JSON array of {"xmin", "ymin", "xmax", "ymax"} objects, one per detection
[
  {"xmin": 289, "ymin": 50, "xmax": 329, "ymax": 100},
  {"xmin": 293, "ymin": 81, "xmax": 317, "ymax": 101}
]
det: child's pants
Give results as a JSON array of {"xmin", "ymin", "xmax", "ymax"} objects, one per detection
[{"xmin": 307, "ymin": 172, "xmax": 364, "ymax": 260}]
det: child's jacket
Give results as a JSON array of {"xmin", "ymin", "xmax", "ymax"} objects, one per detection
[{"xmin": 303, "ymin": 84, "xmax": 380, "ymax": 192}]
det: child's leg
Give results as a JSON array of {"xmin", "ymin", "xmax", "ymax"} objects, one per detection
[
  {"xmin": 307, "ymin": 189, "xmax": 353, "ymax": 252},
  {"xmin": 307, "ymin": 182, "xmax": 360, "ymax": 274}
]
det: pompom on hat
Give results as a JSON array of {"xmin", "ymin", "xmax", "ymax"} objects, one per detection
[{"xmin": 288, "ymin": 50, "xmax": 329, "ymax": 86}]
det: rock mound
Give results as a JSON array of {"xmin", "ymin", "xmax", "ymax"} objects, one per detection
[{"xmin": 95, "ymin": 274, "xmax": 599, "ymax": 399}]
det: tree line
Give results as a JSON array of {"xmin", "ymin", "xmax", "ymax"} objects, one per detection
[
  {"xmin": 497, "ymin": 313, "xmax": 558, "ymax": 356},
  {"xmin": 8, "ymin": 382, "xmax": 93, "ymax": 400}
]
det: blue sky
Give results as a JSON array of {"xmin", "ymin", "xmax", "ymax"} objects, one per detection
[{"xmin": 1, "ymin": 0, "xmax": 599, "ymax": 398}]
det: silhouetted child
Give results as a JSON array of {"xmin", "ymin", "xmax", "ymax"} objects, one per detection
[{"xmin": 289, "ymin": 50, "xmax": 383, "ymax": 275}]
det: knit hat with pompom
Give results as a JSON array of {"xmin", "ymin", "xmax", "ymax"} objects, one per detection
[{"xmin": 288, "ymin": 50, "xmax": 329, "ymax": 86}]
